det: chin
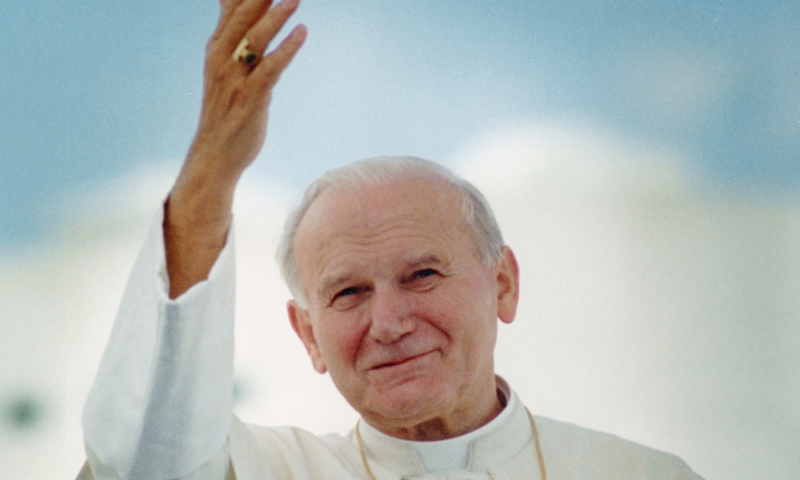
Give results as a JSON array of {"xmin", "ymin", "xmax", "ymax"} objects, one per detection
[{"xmin": 362, "ymin": 375, "xmax": 453, "ymax": 425}]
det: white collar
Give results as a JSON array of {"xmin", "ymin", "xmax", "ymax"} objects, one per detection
[{"xmin": 356, "ymin": 377, "xmax": 533, "ymax": 477}]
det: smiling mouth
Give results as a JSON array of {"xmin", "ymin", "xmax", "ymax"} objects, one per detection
[{"xmin": 371, "ymin": 351, "xmax": 435, "ymax": 370}]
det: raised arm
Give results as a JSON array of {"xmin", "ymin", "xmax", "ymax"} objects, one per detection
[
  {"xmin": 166, "ymin": 0, "xmax": 305, "ymax": 298},
  {"xmin": 79, "ymin": 2, "xmax": 305, "ymax": 479}
]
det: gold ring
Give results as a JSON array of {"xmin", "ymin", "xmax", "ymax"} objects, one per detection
[{"xmin": 233, "ymin": 38, "xmax": 260, "ymax": 66}]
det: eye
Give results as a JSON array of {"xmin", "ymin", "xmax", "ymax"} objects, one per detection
[
  {"xmin": 334, "ymin": 286, "xmax": 360, "ymax": 299},
  {"xmin": 329, "ymin": 286, "xmax": 369, "ymax": 310},
  {"xmin": 410, "ymin": 269, "xmax": 438, "ymax": 280},
  {"xmin": 403, "ymin": 268, "xmax": 441, "ymax": 290}
]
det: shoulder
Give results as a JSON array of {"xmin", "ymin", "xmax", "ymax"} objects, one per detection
[
  {"xmin": 228, "ymin": 417, "xmax": 363, "ymax": 479},
  {"xmin": 244, "ymin": 421, "xmax": 353, "ymax": 454},
  {"xmin": 534, "ymin": 415, "xmax": 703, "ymax": 479}
]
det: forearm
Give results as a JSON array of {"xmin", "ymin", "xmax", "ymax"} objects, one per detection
[
  {"xmin": 163, "ymin": 0, "xmax": 305, "ymax": 298},
  {"xmin": 164, "ymin": 153, "xmax": 238, "ymax": 299}
]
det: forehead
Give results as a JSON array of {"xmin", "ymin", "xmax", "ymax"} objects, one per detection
[{"xmin": 292, "ymin": 177, "xmax": 472, "ymax": 290}]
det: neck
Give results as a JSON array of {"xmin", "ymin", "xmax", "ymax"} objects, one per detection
[{"xmin": 402, "ymin": 398, "xmax": 504, "ymax": 441}]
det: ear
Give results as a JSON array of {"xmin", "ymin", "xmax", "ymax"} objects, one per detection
[
  {"xmin": 287, "ymin": 300, "xmax": 328, "ymax": 374},
  {"xmin": 494, "ymin": 246, "xmax": 520, "ymax": 325}
]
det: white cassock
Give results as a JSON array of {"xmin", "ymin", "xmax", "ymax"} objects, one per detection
[{"xmin": 77, "ymin": 208, "xmax": 703, "ymax": 480}]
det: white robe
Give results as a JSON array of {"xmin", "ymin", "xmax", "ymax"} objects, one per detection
[{"xmin": 78, "ymin": 209, "xmax": 703, "ymax": 480}]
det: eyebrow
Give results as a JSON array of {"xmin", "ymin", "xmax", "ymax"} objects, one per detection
[
  {"xmin": 317, "ymin": 273, "xmax": 360, "ymax": 300},
  {"xmin": 404, "ymin": 253, "xmax": 449, "ymax": 271}
]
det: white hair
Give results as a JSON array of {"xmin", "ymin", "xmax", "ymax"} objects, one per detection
[{"xmin": 276, "ymin": 156, "xmax": 504, "ymax": 308}]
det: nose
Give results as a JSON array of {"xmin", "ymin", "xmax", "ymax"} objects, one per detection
[{"xmin": 367, "ymin": 285, "xmax": 415, "ymax": 344}]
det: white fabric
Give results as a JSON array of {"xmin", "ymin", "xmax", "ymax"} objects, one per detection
[
  {"xmin": 227, "ymin": 389, "xmax": 541, "ymax": 480},
  {"xmin": 81, "ymin": 207, "xmax": 235, "ymax": 480},
  {"xmin": 79, "ymin": 207, "xmax": 703, "ymax": 480},
  {"xmin": 358, "ymin": 378, "xmax": 517, "ymax": 473}
]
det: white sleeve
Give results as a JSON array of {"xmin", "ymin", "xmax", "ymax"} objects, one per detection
[{"xmin": 81, "ymin": 205, "xmax": 236, "ymax": 480}]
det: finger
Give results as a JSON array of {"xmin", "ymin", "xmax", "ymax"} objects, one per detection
[
  {"xmin": 214, "ymin": 0, "xmax": 273, "ymax": 47},
  {"xmin": 215, "ymin": 0, "xmax": 259, "ymax": 35},
  {"xmin": 251, "ymin": 23, "xmax": 306, "ymax": 89},
  {"xmin": 245, "ymin": 0, "xmax": 301, "ymax": 54}
]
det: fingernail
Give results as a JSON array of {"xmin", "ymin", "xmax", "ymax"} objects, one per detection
[{"xmin": 291, "ymin": 24, "xmax": 307, "ymax": 41}]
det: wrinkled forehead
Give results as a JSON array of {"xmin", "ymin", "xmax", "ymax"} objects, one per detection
[{"xmin": 292, "ymin": 176, "xmax": 469, "ymax": 280}]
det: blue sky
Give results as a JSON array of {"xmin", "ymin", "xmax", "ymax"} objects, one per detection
[{"xmin": 1, "ymin": 0, "xmax": 798, "ymax": 246}]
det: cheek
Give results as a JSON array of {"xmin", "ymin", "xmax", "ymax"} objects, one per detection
[
  {"xmin": 451, "ymin": 274, "xmax": 496, "ymax": 317},
  {"xmin": 416, "ymin": 283, "xmax": 487, "ymax": 336},
  {"xmin": 315, "ymin": 313, "xmax": 366, "ymax": 369},
  {"xmin": 442, "ymin": 276, "xmax": 498, "ymax": 346}
]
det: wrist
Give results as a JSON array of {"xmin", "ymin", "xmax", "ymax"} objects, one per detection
[{"xmin": 164, "ymin": 167, "xmax": 236, "ymax": 299}]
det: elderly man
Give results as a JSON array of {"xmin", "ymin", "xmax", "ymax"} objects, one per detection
[{"xmin": 78, "ymin": 0, "xmax": 703, "ymax": 479}]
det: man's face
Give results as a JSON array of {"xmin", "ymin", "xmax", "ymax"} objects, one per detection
[{"xmin": 288, "ymin": 176, "xmax": 519, "ymax": 437}]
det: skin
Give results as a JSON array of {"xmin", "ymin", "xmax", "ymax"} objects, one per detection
[
  {"xmin": 165, "ymin": 0, "xmax": 306, "ymax": 298},
  {"xmin": 287, "ymin": 176, "xmax": 520, "ymax": 440}
]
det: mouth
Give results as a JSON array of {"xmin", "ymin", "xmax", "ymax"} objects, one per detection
[{"xmin": 370, "ymin": 350, "xmax": 436, "ymax": 370}]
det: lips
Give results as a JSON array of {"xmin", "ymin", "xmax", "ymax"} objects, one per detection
[
  {"xmin": 357, "ymin": 332, "xmax": 444, "ymax": 373},
  {"xmin": 360, "ymin": 337, "xmax": 441, "ymax": 372},
  {"xmin": 371, "ymin": 350, "xmax": 435, "ymax": 370}
]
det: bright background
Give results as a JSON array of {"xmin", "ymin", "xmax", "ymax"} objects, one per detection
[{"xmin": 1, "ymin": 1, "xmax": 798, "ymax": 479}]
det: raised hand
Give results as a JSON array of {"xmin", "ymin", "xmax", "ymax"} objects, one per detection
[
  {"xmin": 166, "ymin": 0, "xmax": 306, "ymax": 298},
  {"xmin": 191, "ymin": 0, "xmax": 306, "ymax": 178}
]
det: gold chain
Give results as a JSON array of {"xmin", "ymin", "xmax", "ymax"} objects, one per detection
[
  {"xmin": 354, "ymin": 422, "xmax": 378, "ymax": 480},
  {"xmin": 354, "ymin": 407, "xmax": 547, "ymax": 480},
  {"xmin": 527, "ymin": 407, "xmax": 548, "ymax": 480}
]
